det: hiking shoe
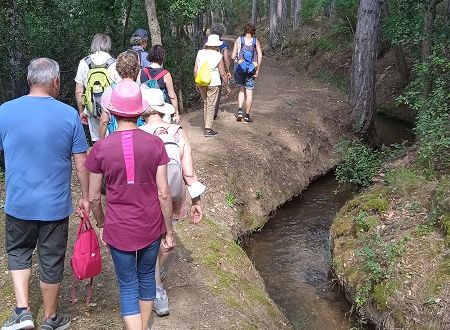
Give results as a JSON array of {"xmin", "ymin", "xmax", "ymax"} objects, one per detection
[
  {"xmin": 244, "ymin": 116, "xmax": 253, "ymax": 123},
  {"xmin": 153, "ymin": 287, "xmax": 170, "ymax": 317},
  {"xmin": 204, "ymin": 129, "xmax": 218, "ymax": 137},
  {"xmin": 236, "ymin": 111, "xmax": 243, "ymax": 122},
  {"xmin": 40, "ymin": 314, "xmax": 71, "ymax": 330},
  {"xmin": 1, "ymin": 310, "xmax": 34, "ymax": 330}
]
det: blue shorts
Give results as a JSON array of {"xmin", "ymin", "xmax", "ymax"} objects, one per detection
[
  {"xmin": 109, "ymin": 239, "xmax": 160, "ymax": 317},
  {"xmin": 234, "ymin": 67, "xmax": 255, "ymax": 90}
]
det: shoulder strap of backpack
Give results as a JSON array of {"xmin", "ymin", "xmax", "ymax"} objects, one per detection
[
  {"xmin": 153, "ymin": 69, "xmax": 169, "ymax": 81},
  {"xmin": 167, "ymin": 125, "xmax": 181, "ymax": 138},
  {"xmin": 252, "ymin": 37, "xmax": 257, "ymax": 48},
  {"xmin": 143, "ymin": 67, "xmax": 152, "ymax": 80},
  {"xmin": 105, "ymin": 57, "xmax": 115, "ymax": 68},
  {"xmin": 152, "ymin": 126, "xmax": 169, "ymax": 135}
]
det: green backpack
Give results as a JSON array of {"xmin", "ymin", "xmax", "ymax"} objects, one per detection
[{"xmin": 82, "ymin": 56, "xmax": 115, "ymax": 117}]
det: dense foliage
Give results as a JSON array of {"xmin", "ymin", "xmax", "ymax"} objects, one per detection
[{"xmin": 0, "ymin": 0, "xmax": 256, "ymax": 109}]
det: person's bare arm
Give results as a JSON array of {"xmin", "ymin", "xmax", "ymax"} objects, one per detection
[
  {"xmin": 218, "ymin": 60, "xmax": 230, "ymax": 93},
  {"xmin": 254, "ymin": 39, "xmax": 263, "ymax": 78},
  {"xmin": 164, "ymin": 73, "xmax": 180, "ymax": 122},
  {"xmin": 89, "ymin": 172, "xmax": 104, "ymax": 227},
  {"xmin": 231, "ymin": 38, "xmax": 239, "ymax": 62},
  {"xmin": 193, "ymin": 61, "xmax": 198, "ymax": 78},
  {"xmin": 179, "ymin": 129, "xmax": 197, "ymax": 185},
  {"xmin": 178, "ymin": 130, "xmax": 203, "ymax": 224},
  {"xmin": 75, "ymin": 83, "xmax": 87, "ymax": 124},
  {"xmin": 223, "ymin": 48, "xmax": 231, "ymax": 78},
  {"xmin": 99, "ymin": 111, "xmax": 109, "ymax": 139},
  {"xmin": 73, "ymin": 152, "xmax": 90, "ymax": 216},
  {"xmin": 156, "ymin": 164, "xmax": 175, "ymax": 249}
]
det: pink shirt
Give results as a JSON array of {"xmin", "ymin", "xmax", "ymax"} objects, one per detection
[{"xmin": 85, "ymin": 129, "xmax": 169, "ymax": 251}]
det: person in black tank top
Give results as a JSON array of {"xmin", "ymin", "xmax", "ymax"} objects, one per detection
[{"xmin": 138, "ymin": 45, "xmax": 180, "ymax": 123}]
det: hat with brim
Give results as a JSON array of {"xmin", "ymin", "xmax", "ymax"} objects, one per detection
[
  {"xmin": 205, "ymin": 34, "xmax": 223, "ymax": 47},
  {"xmin": 104, "ymin": 80, "xmax": 148, "ymax": 118},
  {"xmin": 141, "ymin": 87, "xmax": 175, "ymax": 115}
]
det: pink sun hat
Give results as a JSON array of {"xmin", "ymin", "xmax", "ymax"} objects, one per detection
[{"xmin": 103, "ymin": 80, "xmax": 148, "ymax": 118}]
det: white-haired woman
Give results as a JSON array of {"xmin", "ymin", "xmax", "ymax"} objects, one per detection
[{"xmin": 75, "ymin": 33, "xmax": 121, "ymax": 144}]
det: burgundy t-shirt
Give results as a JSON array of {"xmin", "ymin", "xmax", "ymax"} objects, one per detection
[{"xmin": 85, "ymin": 129, "xmax": 169, "ymax": 251}]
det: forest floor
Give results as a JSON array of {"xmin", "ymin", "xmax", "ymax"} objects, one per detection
[{"xmin": 0, "ymin": 46, "xmax": 352, "ymax": 329}]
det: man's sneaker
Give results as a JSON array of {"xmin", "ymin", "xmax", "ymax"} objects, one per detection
[
  {"xmin": 153, "ymin": 287, "xmax": 170, "ymax": 317},
  {"xmin": 1, "ymin": 310, "xmax": 34, "ymax": 330},
  {"xmin": 244, "ymin": 116, "xmax": 253, "ymax": 123},
  {"xmin": 236, "ymin": 111, "xmax": 243, "ymax": 122},
  {"xmin": 204, "ymin": 129, "xmax": 218, "ymax": 137},
  {"xmin": 40, "ymin": 314, "xmax": 71, "ymax": 330}
]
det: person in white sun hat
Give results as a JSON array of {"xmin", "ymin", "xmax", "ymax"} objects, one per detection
[
  {"xmin": 194, "ymin": 34, "xmax": 230, "ymax": 137},
  {"xmin": 140, "ymin": 87, "xmax": 205, "ymax": 317}
]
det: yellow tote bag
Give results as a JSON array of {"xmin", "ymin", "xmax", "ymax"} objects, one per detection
[{"xmin": 195, "ymin": 61, "xmax": 211, "ymax": 86}]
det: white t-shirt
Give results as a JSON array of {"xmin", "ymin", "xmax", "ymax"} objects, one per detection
[
  {"xmin": 74, "ymin": 51, "xmax": 121, "ymax": 86},
  {"xmin": 195, "ymin": 49, "xmax": 223, "ymax": 87}
]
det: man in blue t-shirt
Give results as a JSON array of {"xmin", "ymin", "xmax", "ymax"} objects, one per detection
[{"xmin": 0, "ymin": 58, "xmax": 89, "ymax": 330}]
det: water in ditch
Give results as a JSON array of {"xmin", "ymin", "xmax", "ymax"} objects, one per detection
[{"xmin": 244, "ymin": 116, "xmax": 414, "ymax": 329}]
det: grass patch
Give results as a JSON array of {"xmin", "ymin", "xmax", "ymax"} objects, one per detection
[
  {"xmin": 385, "ymin": 169, "xmax": 428, "ymax": 197},
  {"xmin": 316, "ymin": 69, "xmax": 350, "ymax": 94}
]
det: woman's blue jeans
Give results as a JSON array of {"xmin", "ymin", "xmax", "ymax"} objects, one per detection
[{"xmin": 109, "ymin": 239, "xmax": 160, "ymax": 316}]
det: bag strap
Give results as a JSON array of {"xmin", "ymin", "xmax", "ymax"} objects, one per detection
[
  {"xmin": 167, "ymin": 125, "xmax": 181, "ymax": 140},
  {"xmin": 72, "ymin": 276, "xmax": 94, "ymax": 305},
  {"xmin": 143, "ymin": 67, "xmax": 152, "ymax": 80},
  {"xmin": 76, "ymin": 212, "xmax": 93, "ymax": 237},
  {"xmin": 153, "ymin": 69, "xmax": 169, "ymax": 81},
  {"xmin": 152, "ymin": 126, "xmax": 169, "ymax": 135},
  {"xmin": 84, "ymin": 56, "xmax": 115, "ymax": 70}
]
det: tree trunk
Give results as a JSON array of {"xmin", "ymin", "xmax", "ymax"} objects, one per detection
[
  {"xmin": 421, "ymin": 0, "xmax": 438, "ymax": 62},
  {"xmin": 292, "ymin": 0, "xmax": 302, "ymax": 29},
  {"xmin": 269, "ymin": 0, "xmax": 286, "ymax": 47},
  {"xmin": 350, "ymin": 0, "xmax": 384, "ymax": 140},
  {"xmin": 325, "ymin": 0, "xmax": 337, "ymax": 20},
  {"xmin": 122, "ymin": 0, "xmax": 133, "ymax": 47},
  {"xmin": 145, "ymin": 0, "xmax": 162, "ymax": 46},
  {"xmin": 421, "ymin": 0, "xmax": 439, "ymax": 96},
  {"xmin": 447, "ymin": 0, "xmax": 450, "ymax": 25},
  {"xmin": 252, "ymin": 0, "xmax": 257, "ymax": 24},
  {"xmin": 7, "ymin": 0, "xmax": 27, "ymax": 98}
]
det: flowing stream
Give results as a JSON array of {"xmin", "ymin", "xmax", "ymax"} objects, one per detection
[{"xmin": 244, "ymin": 116, "xmax": 414, "ymax": 329}]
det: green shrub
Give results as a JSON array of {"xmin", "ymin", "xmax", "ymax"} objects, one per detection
[
  {"xmin": 398, "ymin": 56, "xmax": 450, "ymax": 171},
  {"xmin": 335, "ymin": 140, "xmax": 382, "ymax": 187}
]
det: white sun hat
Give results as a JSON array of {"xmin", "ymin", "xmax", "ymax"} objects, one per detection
[
  {"xmin": 205, "ymin": 34, "xmax": 223, "ymax": 47},
  {"xmin": 141, "ymin": 86, "xmax": 175, "ymax": 115}
]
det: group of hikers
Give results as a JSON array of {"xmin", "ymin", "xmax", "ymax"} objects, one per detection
[{"xmin": 0, "ymin": 22, "xmax": 262, "ymax": 330}]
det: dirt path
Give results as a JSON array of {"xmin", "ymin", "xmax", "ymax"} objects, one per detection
[{"xmin": 0, "ymin": 54, "xmax": 350, "ymax": 329}]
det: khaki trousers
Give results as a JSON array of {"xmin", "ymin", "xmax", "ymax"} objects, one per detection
[{"xmin": 199, "ymin": 86, "xmax": 220, "ymax": 130}]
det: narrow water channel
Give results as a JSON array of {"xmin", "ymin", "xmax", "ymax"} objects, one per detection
[{"xmin": 244, "ymin": 116, "xmax": 414, "ymax": 329}]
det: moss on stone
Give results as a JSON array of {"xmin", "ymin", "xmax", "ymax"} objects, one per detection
[
  {"xmin": 441, "ymin": 214, "xmax": 450, "ymax": 244},
  {"xmin": 372, "ymin": 281, "xmax": 397, "ymax": 310}
]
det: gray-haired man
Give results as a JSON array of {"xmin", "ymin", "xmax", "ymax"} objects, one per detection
[
  {"xmin": 0, "ymin": 58, "xmax": 90, "ymax": 330},
  {"xmin": 75, "ymin": 33, "xmax": 121, "ymax": 143}
]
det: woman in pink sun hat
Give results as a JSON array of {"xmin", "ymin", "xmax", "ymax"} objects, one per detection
[{"xmin": 85, "ymin": 80, "xmax": 175, "ymax": 330}]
